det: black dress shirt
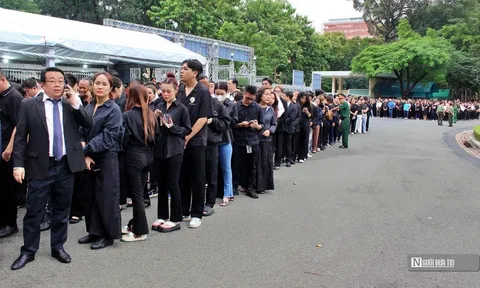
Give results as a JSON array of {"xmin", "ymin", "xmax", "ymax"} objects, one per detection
[
  {"xmin": 260, "ymin": 106, "xmax": 277, "ymax": 142},
  {"xmin": 0, "ymin": 85, "xmax": 23, "ymax": 151},
  {"xmin": 219, "ymin": 99, "xmax": 238, "ymax": 145},
  {"xmin": 153, "ymin": 99, "xmax": 192, "ymax": 159},
  {"xmin": 232, "ymin": 101, "xmax": 265, "ymax": 146},
  {"xmin": 122, "ymin": 107, "xmax": 155, "ymax": 150},
  {"xmin": 207, "ymin": 98, "xmax": 230, "ymax": 145},
  {"xmin": 177, "ymin": 82, "xmax": 214, "ymax": 147},
  {"xmin": 82, "ymin": 99, "xmax": 124, "ymax": 154}
]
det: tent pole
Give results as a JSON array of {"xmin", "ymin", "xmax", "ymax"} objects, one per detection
[{"xmin": 46, "ymin": 46, "xmax": 55, "ymax": 67}]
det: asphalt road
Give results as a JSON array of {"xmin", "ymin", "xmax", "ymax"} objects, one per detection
[{"xmin": 1, "ymin": 117, "xmax": 480, "ymax": 288}]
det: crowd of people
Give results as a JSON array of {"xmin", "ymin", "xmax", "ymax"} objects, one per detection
[
  {"xmin": 0, "ymin": 60, "xmax": 363, "ymax": 271},
  {"xmin": 3, "ymin": 60, "xmax": 480, "ymax": 271},
  {"xmin": 370, "ymin": 98, "xmax": 480, "ymax": 127}
]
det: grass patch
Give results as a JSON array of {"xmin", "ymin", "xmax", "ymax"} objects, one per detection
[{"xmin": 474, "ymin": 125, "xmax": 480, "ymax": 141}]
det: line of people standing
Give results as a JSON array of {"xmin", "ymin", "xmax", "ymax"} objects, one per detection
[{"xmin": 2, "ymin": 62, "xmax": 362, "ymax": 271}]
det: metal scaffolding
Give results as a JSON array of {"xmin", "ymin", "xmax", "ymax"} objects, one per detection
[{"xmin": 103, "ymin": 19, "xmax": 256, "ymax": 83}]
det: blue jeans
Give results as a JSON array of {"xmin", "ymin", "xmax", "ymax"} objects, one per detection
[
  {"xmin": 388, "ymin": 108, "xmax": 393, "ymax": 118},
  {"xmin": 218, "ymin": 143, "xmax": 233, "ymax": 198}
]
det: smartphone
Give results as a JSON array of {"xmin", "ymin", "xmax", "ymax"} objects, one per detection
[{"xmin": 163, "ymin": 114, "xmax": 172, "ymax": 124}]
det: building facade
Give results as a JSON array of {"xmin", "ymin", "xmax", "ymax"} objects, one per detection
[{"xmin": 322, "ymin": 17, "xmax": 372, "ymax": 39}]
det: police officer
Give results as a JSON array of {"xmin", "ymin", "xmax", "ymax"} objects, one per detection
[{"xmin": 337, "ymin": 93, "xmax": 350, "ymax": 149}]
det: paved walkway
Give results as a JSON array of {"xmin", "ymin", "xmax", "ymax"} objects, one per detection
[{"xmin": 1, "ymin": 117, "xmax": 480, "ymax": 288}]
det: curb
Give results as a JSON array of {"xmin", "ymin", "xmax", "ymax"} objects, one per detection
[{"xmin": 467, "ymin": 130, "xmax": 480, "ymax": 149}]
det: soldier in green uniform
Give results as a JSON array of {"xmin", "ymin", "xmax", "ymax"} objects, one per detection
[
  {"xmin": 453, "ymin": 100, "xmax": 458, "ymax": 123},
  {"xmin": 337, "ymin": 93, "xmax": 350, "ymax": 149}
]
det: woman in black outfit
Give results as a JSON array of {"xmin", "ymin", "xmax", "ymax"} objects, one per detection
[
  {"xmin": 255, "ymin": 87, "xmax": 277, "ymax": 193},
  {"xmin": 121, "ymin": 85, "xmax": 156, "ymax": 242},
  {"xmin": 78, "ymin": 72, "xmax": 123, "ymax": 250},
  {"xmin": 297, "ymin": 92, "xmax": 312, "ymax": 163},
  {"xmin": 151, "ymin": 73, "xmax": 191, "ymax": 233}
]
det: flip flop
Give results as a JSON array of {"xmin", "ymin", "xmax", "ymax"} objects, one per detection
[{"xmin": 220, "ymin": 200, "xmax": 229, "ymax": 207}]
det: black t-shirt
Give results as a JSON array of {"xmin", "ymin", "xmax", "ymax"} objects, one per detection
[
  {"xmin": 350, "ymin": 104, "xmax": 358, "ymax": 119},
  {"xmin": 177, "ymin": 82, "xmax": 214, "ymax": 147}
]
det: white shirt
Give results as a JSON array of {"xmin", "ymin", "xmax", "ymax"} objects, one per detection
[
  {"xmin": 43, "ymin": 93, "xmax": 81, "ymax": 157},
  {"xmin": 276, "ymin": 95, "xmax": 285, "ymax": 118}
]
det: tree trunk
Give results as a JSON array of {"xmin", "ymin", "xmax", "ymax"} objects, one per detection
[{"xmin": 394, "ymin": 70, "xmax": 405, "ymax": 99}]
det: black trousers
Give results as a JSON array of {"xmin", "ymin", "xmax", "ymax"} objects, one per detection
[
  {"xmin": 292, "ymin": 132, "xmax": 300, "ymax": 161},
  {"xmin": 232, "ymin": 143, "xmax": 258, "ymax": 190},
  {"xmin": 180, "ymin": 146, "xmax": 206, "ymax": 219},
  {"xmin": 70, "ymin": 172, "xmax": 87, "ymax": 218},
  {"xmin": 124, "ymin": 147, "xmax": 151, "ymax": 235},
  {"xmin": 274, "ymin": 131, "xmax": 284, "ymax": 167},
  {"xmin": 156, "ymin": 154, "xmax": 183, "ymax": 222},
  {"xmin": 366, "ymin": 114, "xmax": 370, "ymax": 131},
  {"xmin": 84, "ymin": 151, "xmax": 121, "ymax": 240},
  {"xmin": 283, "ymin": 133, "xmax": 293, "ymax": 163},
  {"xmin": 118, "ymin": 152, "xmax": 128, "ymax": 205},
  {"xmin": 21, "ymin": 157, "xmax": 74, "ymax": 256},
  {"xmin": 298, "ymin": 127, "xmax": 309, "ymax": 160},
  {"xmin": 0, "ymin": 159, "xmax": 18, "ymax": 228},
  {"xmin": 205, "ymin": 144, "xmax": 218, "ymax": 208}
]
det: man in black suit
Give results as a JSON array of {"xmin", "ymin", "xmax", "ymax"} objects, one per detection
[
  {"xmin": 10, "ymin": 67, "xmax": 93, "ymax": 271},
  {"xmin": 280, "ymin": 91, "xmax": 299, "ymax": 167}
]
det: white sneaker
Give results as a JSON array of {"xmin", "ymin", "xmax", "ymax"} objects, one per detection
[
  {"xmin": 308, "ymin": 153, "xmax": 312, "ymax": 158},
  {"xmin": 189, "ymin": 217, "xmax": 202, "ymax": 228},
  {"xmin": 121, "ymin": 232, "xmax": 147, "ymax": 242},
  {"xmin": 299, "ymin": 159, "xmax": 304, "ymax": 163},
  {"xmin": 316, "ymin": 148, "xmax": 320, "ymax": 152},
  {"xmin": 122, "ymin": 225, "xmax": 131, "ymax": 234},
  {"xmin": 183, "ymin": 215, "xmax": 191, "ymax": 222}
]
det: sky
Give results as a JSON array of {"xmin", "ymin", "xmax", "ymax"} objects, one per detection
[{"xmin": 287, "ymin": 0, "xmax": 363, "ymax": 32}]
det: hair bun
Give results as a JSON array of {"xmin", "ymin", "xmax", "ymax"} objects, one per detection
[{"xmin": 166, "ymin": 72, "xmax": 176, "ymax": 79}]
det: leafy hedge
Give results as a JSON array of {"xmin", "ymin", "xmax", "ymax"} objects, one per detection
[{"xmin": 474, "ymin": 125, "xmax": 480, "ymax": 141}]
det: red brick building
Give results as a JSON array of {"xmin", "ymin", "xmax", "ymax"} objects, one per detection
[{"xmin": 322, "ymin": 17, "xmax": 372, "ymax": 39}]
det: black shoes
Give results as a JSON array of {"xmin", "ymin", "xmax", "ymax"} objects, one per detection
[
  {"xmin": 339, "ymin": 146, "xmax": 348, "ymax": 149},
  {"xmin": 11, "ymin": 254, "xmax": 35, "ymax": 270},
  {"xmin": 78, "ymin": 234, "xmax": 98, "ymax": 244},
  {"xmin": 90, "ymin": 237, "xmax": 114, "ymax": 250},
  {"xmin": 144, "ymin": 198, "xmax": 151, "ymax": 207},
  {"xmin": 40, "ymin": 219, "xmax": 51, "ymax": 231},
  {"xmin": 246, "ymin": 190, "xmax": 259, "ymax": 199},
  {"xmin": 0, "ymin": 225, "xmax": 18, "ymax": 239},
  {"xmin": 51, "ymin": 248, "xmax": 71, "ymax": 263}
]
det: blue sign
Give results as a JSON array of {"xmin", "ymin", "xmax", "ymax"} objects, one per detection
[
  {"xmin": 292, "ymin": 70, "xmax": 304, "ymax": 87},
  {"xmin": 312, "ymin": 73, "xmax": 322, "ymax": 90}
]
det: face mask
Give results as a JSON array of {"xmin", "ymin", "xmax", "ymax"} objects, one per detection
[{"xmin": 216, "ymin": 95, "xmax": 227, "ymax": 102}]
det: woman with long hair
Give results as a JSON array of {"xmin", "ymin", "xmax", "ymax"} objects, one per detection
[
  {"xmin": 151, "ymin": 73, "xmax": 191, "ymax": 233},
  {"xmin": 78, "ymin": 72, "xmax": 123, "ymax": 250},
  {"xmin": 213, "ymin": 81, "xmax": 237, "ymax": 206},
  {"xmin": 255, "ymin": 87, "xmax": 277, "ymax": 193},
  {"xmin": 120, "ymin": 85, "xmax": 156, "ymax": 242},
  {"xmin": 297, "ymin": 92, "xmax": 312, "ymax": 163}
]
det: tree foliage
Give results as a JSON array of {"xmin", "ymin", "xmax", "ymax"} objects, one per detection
[
  {"xmin": 29, "ymin": 0, "xmax": 156, "ymax": 25},
  {"xmin": 0, "ymin": 0, "xmax": 40, "ymax": 13},
  {"xmin": 352, "ymin": 20, "xmax": 452, "ymax": 98},
  {"xmin": 353, "ymin": 0, "xmax": 429, "ymax": 42}
]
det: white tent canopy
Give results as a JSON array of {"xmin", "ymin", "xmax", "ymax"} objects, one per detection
[{"xmin": 0, "ymin": 8, "xmax": 206, "ymax": 67}]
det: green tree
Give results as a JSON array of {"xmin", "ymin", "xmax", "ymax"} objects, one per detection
[
  {"xmin": 409, "ymin": 0, "xmax": 480, "ymax": 35},
  {"xmin": 0, "ymin": 0, "xmax": 40, "ymax": 13},
  {"xmin": 353, "ymin": 0, "xmax": 429, "ymax": 42},
  {"xmin": 352, "ymin": 20, "xmax": 452, "ymax": 98}
]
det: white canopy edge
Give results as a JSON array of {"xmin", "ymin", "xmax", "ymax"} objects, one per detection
[{"xmin": 0, "ymin": 8, "xmax": 206, "ymax": 66}]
